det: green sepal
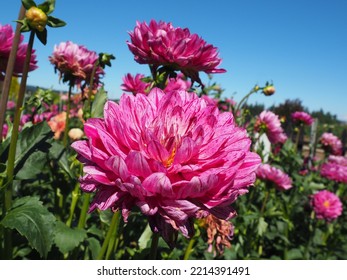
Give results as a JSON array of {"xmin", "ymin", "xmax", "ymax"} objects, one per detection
[
  {"xmin": 47, "ymin": 15, "xmax": 66, "ymax": 28},
  {"xmin": 99, "ymin": 53, "xmax": 116, "ymax": 68},
  {"xmin": 16, "ymin": 19, "xmax": 31, "ymax": 32},
  {"xmin": 37, "ymin": 0, "xmax": 55, "ymax": 15},
  {"xmin": 35, "ymin": 28, "xmax": 47, "ymax": 45},
  {"xmin": 21, "ymin": 0, "xmax": 37, "ymax": 10}
]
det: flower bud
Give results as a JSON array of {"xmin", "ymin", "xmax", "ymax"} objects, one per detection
[
  {"xmin": 25, "ymin": 7, "xmax": 48, "ymax": 32},
  {"xmin": 262, "ymin": 85, "xmax": 276, "ymax": 96},
  {"xmin": 68, "ymin": 128, "xmax": 84, "ymax": 141}
]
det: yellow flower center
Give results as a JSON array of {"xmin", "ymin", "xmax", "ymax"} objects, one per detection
[
  {"xmin": 323, "ymin": 200, "xmax": 330, "ymax": 208},
  {"xmin": 164, "ymin": 147, "xmax": 176, "ymax": 167}
]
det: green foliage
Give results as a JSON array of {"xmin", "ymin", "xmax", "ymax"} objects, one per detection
[
  {"xmin": 54, "ymin": 221, "xmax": 87, "ymax": 254},
  {"xmin": 91, "ymin": 87, "xmax": 108, "ymax": 118},
  {"xmin": 0, "ymin": 196, "xmax": 56, "ymax": 258}
]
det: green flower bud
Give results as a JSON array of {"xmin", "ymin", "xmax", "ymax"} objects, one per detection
[
  {"xmin": 26, "ymin": 7, "xmax": 48, "ymax": 32},
  {"xmin": 262, "ymin": 85, "xmax": 275, "ymax": 96}
]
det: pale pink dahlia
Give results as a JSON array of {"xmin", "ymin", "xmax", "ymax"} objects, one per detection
[
  {"xmin": 72, "ymin": 88, "xmax": 260, "ymax": 244},
  {"xmin": 320, "ymin": 155, "xmax": 347, "ymax": 183},
  {"xmin": 311, "ymin": 190, "xmax": 343, "ymax": 221},
  {"xmin": 291, "ymin": 111, "xmax": 314, "ymax": 126},
  {"xmin": 256, "ymin": 164, "xmax": 292, "ymax": 191},
  {"xmin": 127, "ymin": 20, "xmax": 226, "ymax": 86},
  {"xmin": 319, "ymin": 132, "xmax": 343, "ymax": 155},
  {"xmin": 49, "ymin": 41, "xmax": 104, "ymax": 88},
  {"xmin": 121, "ymin": 73, "xmax": 151, "ymax": 95},
  {"xmin": 254, "ymin": 111, "xmax": 287, "ymax": 144},
  {"xmin": 0, "ymin": 24, "xmax": 38, "ymax": 79}
]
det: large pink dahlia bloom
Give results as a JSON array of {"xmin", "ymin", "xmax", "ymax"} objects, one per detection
[
  {"xmin": 0, "ymin": 24, "xmax": 38, "ymax": 79},
  {"xmin": 127, "ymin": 20, "xmax": 226, "ymax": 86},
  {"xmin": 72, "ymin": 88, "xmax": 260, "ymax": 243},
  {"xmin": 254, "ymin": 111, "xmax": 287, "ymax": 144},
  {"xmin": 49, "ymin": 41, "xmax": 104, "ymax": 88},
  {"xmin": 291, "ymin": 111, "xmax": 314, "ymax": 126},
  {"xmin": 320, "ymin": 155, "xmax": 347, "ymax": 183},
  {"xmin": 256, "ymin": 164, "xmax": 292, "ymax": 191},
  {"xmin": 311, "ymin": 190, "xmax": 343, "ymax": 221},
  {"xmin": 319, "ymin": 132, "xmax": 343, "ymax": 155}
]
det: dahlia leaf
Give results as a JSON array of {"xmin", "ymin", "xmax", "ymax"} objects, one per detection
[
  {"xmin": 21, "ymin": 0, "xmax": 36, "ymax": 10},
  {"xmin": 14, "ymin": 122, "xmax": 53, "ymax": 176},
  {"xmin": 91, "ymin": 87, "xmax": 107, "ymax": 118},
  {"xmin": 47, "ymin": 16, "xmax": 66, "ymax": 28},
  {"xmin": 54, "ymin": 221, "xmax": 87, "ymax": 254},
  {"xmin": 35, "ymin": 28, "xmax": 47, "ymax": 45},
  {"xmin": 138, "ymin": 224, "xmax": 153, "ymax": 250},
  {"xmin": 0, "ymin": 196, "xmax": 56, "ymax": 258},
  {"xmin": 48, "ymin": 141, "xmax": 74, "ymax": 179},
  {"xmin": 257, "ymin": 217, "xmax": 268, "ymax": 236},
  {"xmin": 86, "ymin": 237, "xmax": 101, "ymax": 259}
]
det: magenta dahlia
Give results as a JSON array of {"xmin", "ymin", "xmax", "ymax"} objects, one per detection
[
  {"xmin": 319, "ymin": 132, "xmax": 343, "ymax": 155},
  {"xmin": 127, "ymin": 20, "xmax": 226, "ymax": 86},
  {"xmin": 49, "ymin": 41, "xmax": 104, "ymax": 88},
  {"xmin": 72, "ymin": 88, "xmax": 260, "ymax": 244},
  {"xmin": 0, "ymin": 23, "xmax": 38, "ymax": 79},
  {"xmin": 254, "ymin": 111, "xmax": 287, "ymax": 144},
  {"xmin": 291, "ymin": 111, "xmax": 314, "ymax": 126},
  {"xmin": 320, "ymin": 155, "xmax": 347, "ymax": 183},
  {"xmin": 121, "ymin": 73, "xmax": 151, "ymax": 95},
  {"xmin": 311, "ymin": 190, "xmax": 343, "ymax": 221},
  {"xmin": 256, "ymin": 164, "xmax": 292, "ymax": 191}
]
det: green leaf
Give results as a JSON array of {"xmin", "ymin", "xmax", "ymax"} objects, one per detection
[
  {"xmin": 257, "ymin": 217, "xmax": 268, "ymax": 236},
  {"xmin": 21, "ymin": 0, "xmax": 36, "ymax": 10},
  {"xmin": 91, "ymin": 87, "xmax": 108, "ymax": 118},
  {"xmin": 138, "ymin": 223, "xmax": 152, "ymax": 250},
  {"xmin": 0, "ymin": 196, "xmax": 56, "ymax": 258},
  {"xmin": 54, "ymin": 221, "xmax": 87, "ymax": 254},
  {"xmin": 87, "ymin": 237, "xmax": 101, "ymax": 260},
  {"xmin": 35, "ymin": 28, "xmax": 47, "ymax": 45},
  {"xmin": 48, "ymin": 141, "xmax": 74, "ymax": 179},
  {"xmin": 47, "ymin": 15, "xmax": 66, "ymax": 28},
  {"xmin": 287, "ymin": 248, "xmax": 303, "ymax": 260},
  {"xmin": 14, "ymin": 122, "xmax": 53, "ymax": 179}
]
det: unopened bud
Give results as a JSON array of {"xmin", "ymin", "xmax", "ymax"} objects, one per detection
[
  {"xmin": 262, "ymin": 85, "xmax": 275, "ymax": 96},
  {"xmin": 68, "ymin": 128, "xmax": 84, "ymax": 141},
  {"xmin": 26, "ymin": 7, "xmax": 48, "ymax": 32}
]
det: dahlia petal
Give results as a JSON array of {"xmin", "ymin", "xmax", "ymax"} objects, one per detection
[
  {"xmin": 125, "ymin": 151, "xmax": 152, "ymax": 178},
  {"xmin": 142, "ymin": 173, "xmax": 174, "ymax": 197},
  {"xmin": 105, "ymin": 155, "xmax": 130, "ymax": 181}
]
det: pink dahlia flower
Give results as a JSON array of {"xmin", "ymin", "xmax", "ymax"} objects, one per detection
[
  {"xmin": 311, "ymin": 190, "xmax": 343, "ymax": 221},
  {"xmin": 164, "ymin": 73, "xmax": 191, "ymax": 92},
  {"xmin": 127, "ymin": 20, "xmax": 226, "ymax": 86},
  {"xmin": 49, "ymin": 41, "xmax": 104, "ymax": 88},
  {"xmin": 291, "ymin": 111, "xmax": 314, "ymax": 126},
  {"xmin": 121, "ymin": 73, "xmax": 151, "ymax": 95},
  {"xmin": 254, "ymin": 111, "xmax": 287, "ymax": 144},
  {"xmin": 72, "ymin": 88, "xmax": 260, "ymax": 244},
  {"xmin": 0, "ymin": 24, "xmax": 38, "ymax": 79},
  {"xmin": 256, "ymin": 164, "xmax": 292, "ymax": 191},
  {"xmin": 319, "ymin": 132, "xmax": 343, "ymax": 155},
  {"xmin": 320, "ymin": 155, "xmax": 347, "ymax": 183}
]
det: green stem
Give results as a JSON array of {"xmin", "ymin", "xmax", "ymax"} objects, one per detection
[
  {"xmin": 105, "ymin": 213, "xmax": 121, "ymax": 260},
  {"xmin": 77, "ymin": 193, "xmax": 91, "ymax": 229},
  {"xmin": 65, "ymin": 183, "xmax": 80, "ymax": 227},
  {"xmin": 3, "ymin": 30, "xmax": 35, "ymax": 260},
  {"xmin": 97, "ymin": 211, "xmax": 121, "ymax": 260},
  {"xmin": 0, "ymin": 5, "xmax": 26, "ymax": 141},
  {"xmin": 294, "ymin": 125, "xmax": 302, "ymax": 152},
  {"xmin": 183, "ymin": 237, "xmax": 195, "ymax": 260},
  {"xmin": 235, "ymin": 86, "xmax": 259, "ymax": 114},
  {"xmin": 260, "ymin": 189, "xmax": 270, "ymax": 215},
  {"xmin": 149, "ymin": 232, "xmax": 160, "ymax": 260},
  {"xmin": 63, "ymin": 85, "xmax": 72, "ymax": 147}
]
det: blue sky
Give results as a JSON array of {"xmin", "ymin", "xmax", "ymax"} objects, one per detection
[{"xmin": 1, "ymin": 0, "xmax": 347, "ymax": 121}]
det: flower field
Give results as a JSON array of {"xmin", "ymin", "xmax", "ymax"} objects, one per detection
[{"xmin": 1, "ymin": 0, "xmax": 347, "ymax": 260}]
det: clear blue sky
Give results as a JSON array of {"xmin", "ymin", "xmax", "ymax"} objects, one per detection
[{"xmin": 1, "ymin": 0, "xmax": 347, "ymax": 121}]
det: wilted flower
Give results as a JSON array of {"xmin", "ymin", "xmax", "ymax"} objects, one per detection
[
  {"xmin": 311, "ymin": 190, "xmax": 343, "ymax": 221},
  {"xmin": 49, "ymin": 41, "xmax": 104, "ymax": 88},
  {"xmin": 291, "ymin": 111, "xmax": 314, "ymax": 126},
  {"xmin": 121, "ymin": 73, "xmax": 151, "ymax": 95},
  {"xmin": 0, "ymin": 24, "xmax": 38, "ymax": 79},
  {"xmin": 256, "ymin": 164, "xmax": 292, "ymax": 191},
  {"xmin": 202, "ymin": 214, "xmax": 234, "ymax": 255},
  {"xmin": 72, "ymin": 88, "xmax": 260, "ymax": 244},
  {"xmin": 320, "ymin": 155, "xmax": 347, "ymax": 183},
  {"xmin": 319, "ymin": 132, "xmax": 343, "ymax": 155},
  {"xmin": 254, "ymin": 111, "xmax": 287, "ymax": 144},
  {"xmin": 68, "ymin": 128, "xmax": 84, "ymax": 141},
  {"xmin": 127, "ymin": 20, "xmax": 226, "ymax": 86},
  {"xmin": 47, "ymin": 112, "xmax": 66, "ymax": 139}
]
